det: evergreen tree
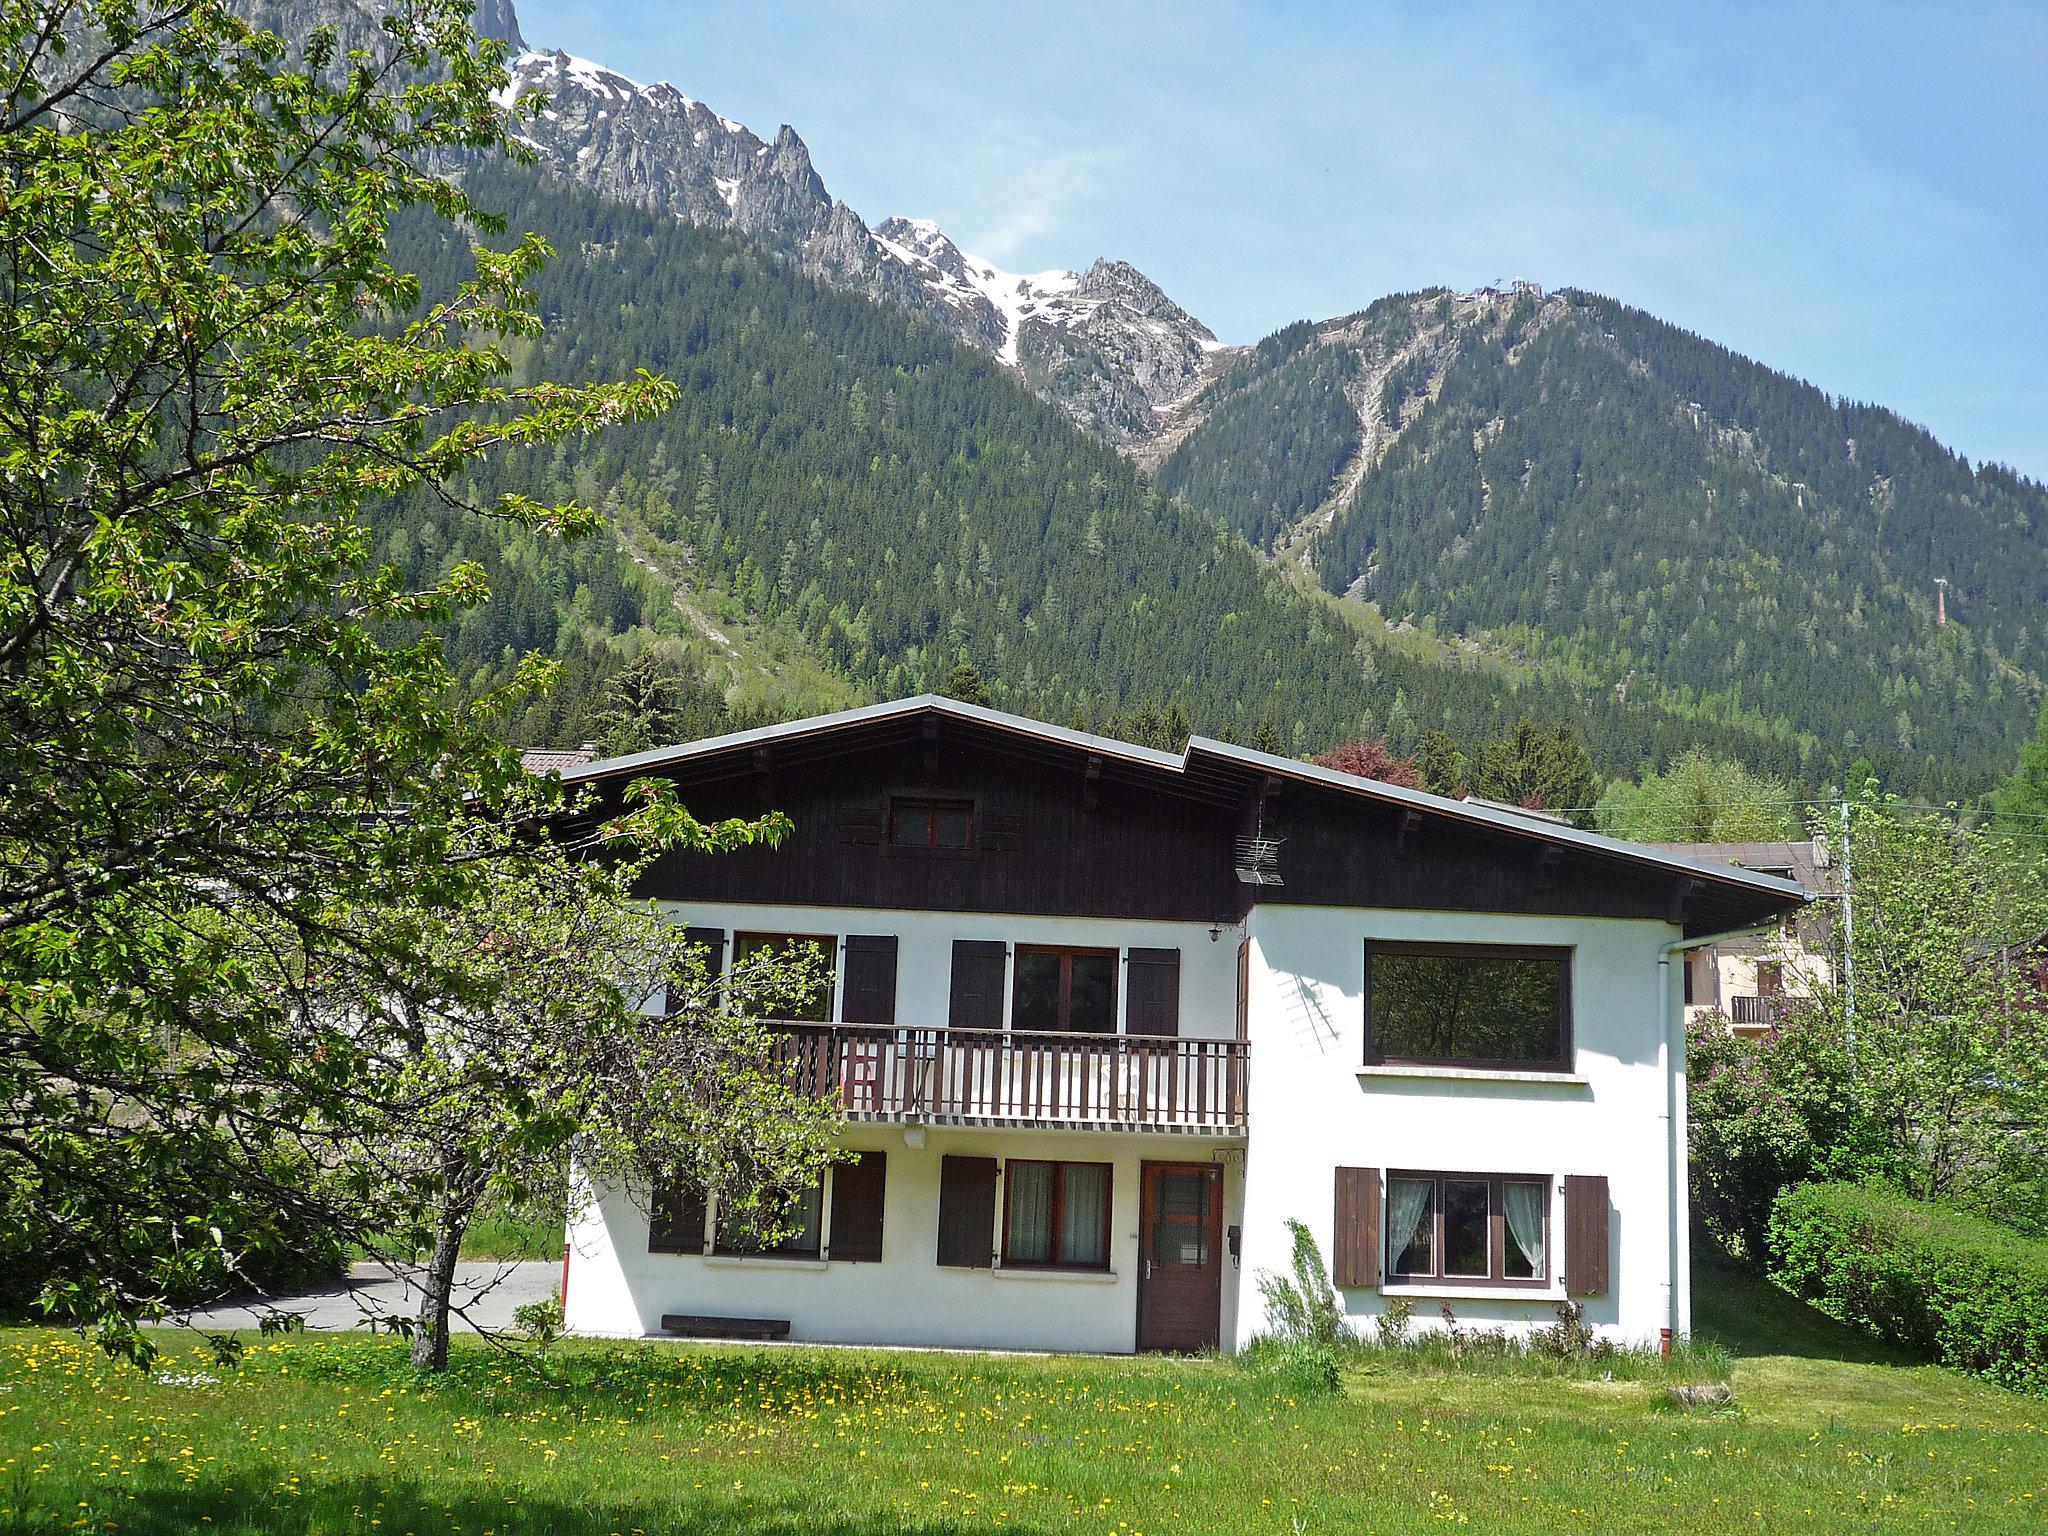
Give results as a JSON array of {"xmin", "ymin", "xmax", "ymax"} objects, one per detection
[
  {"xmin": 1414, "ymin": 730, "xmax": 1468, "ymax": 798},
  {"xmin": 1472, "ymin": 720, "xmax": 1601, "ymax": 823},
  {"xmin": 940, "ymin": 662, "xmax": 991, "ymax": 706}
]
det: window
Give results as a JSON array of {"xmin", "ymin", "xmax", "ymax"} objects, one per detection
[
  {"xmin": 1387, "ymin": 1172, "xmax": 1549, "ymax": 1287},
  {"xmin": 715, "ymin": 1179, "xmax": 823, "ymax": 1259},
  {"xmin": 889, "ymin": 797, "xmax": 973, "ymax": 850},
  {"xmin": 1363, "ymin": 942, "xmax": 1571, "ymax": 1071},
  {"xmin": 733, "ymin": 932, "xmax": 835, "ymax": 1022},
  {"xmin": 1013, "ymin": 946, "xmax": 1118, "ymax": 1033},
  {"xmin": 1003, "ymin": 1160, "xmax": 1111, "ymax": 1270}
]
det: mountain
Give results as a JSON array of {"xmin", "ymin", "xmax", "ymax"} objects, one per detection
[
  {"xmin": 1155, "ymin": 285, "xmax": 2048, "ymax": 784},
  {"xmin": 487, "ymin": 44, "xmax": 1226, "ymax": 444},
  {"xmin": 388, "ymin": 162, "xmax": 1846, "ymax": 787}
]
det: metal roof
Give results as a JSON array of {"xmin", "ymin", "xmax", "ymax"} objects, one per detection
[{"xmin": 563, "ymin": 695, "xmax": 1808, "ymax": 908}]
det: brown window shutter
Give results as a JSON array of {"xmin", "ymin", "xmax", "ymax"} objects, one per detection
[
  {"xmin": 1125, "ymin": 947, "xmax": 1182, "ymax": 1037},
  {"xmin": 936, "ymin": 1154, "xmax": 998, "ymax": 1268},
  {"xmin": 1564, "ymin": 1174, "xmax": 1610, "ymax": 1296},
  {"xmin": 948, "ymin": 940, "xmax": 1007, "ymax": 1030},
  {"xmin": 841, "ymin": 935, "xmax": 899, "ymax": 1026},
  {"xmin": 682, "ymin": 927, "xmax": 726, "ymax": 983},
  {"xmin": 1332, "ymin": 1166, "xmax": 1381, "ymax": 1288},
  {"xmin": 828, "ymin": 1151, "xmax": 887, "ymax": 1262},
  {"xmin": 839, "ymin": 807, "xmax": 884, "ymax": 845},
  {"xmin": 647, "ymin": 1180, "xmax": 707, "ymax": 1255}
]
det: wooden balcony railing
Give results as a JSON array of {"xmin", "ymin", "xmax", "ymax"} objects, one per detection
[
  {"xmin": 766, "ymin": 1023, "xmax": 1248, "ymax": 1134},
  {"xmin": 1729, "ymin": 994, "xmax": 1789, "ymax": 1028}
]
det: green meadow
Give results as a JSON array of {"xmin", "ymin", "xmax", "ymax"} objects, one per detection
[{"xmin": 2, "ymin": 1261, "xmax": 2040, "ymax": 1535}]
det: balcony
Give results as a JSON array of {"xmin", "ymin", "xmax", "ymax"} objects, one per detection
[
  {"xmin": 1729, "ymin": 994, "xmax": 1790, "ymax": 1029},
  {"xmin": 768, "ymin": 1023, "xmax": 1247, "ymax": 1135}
]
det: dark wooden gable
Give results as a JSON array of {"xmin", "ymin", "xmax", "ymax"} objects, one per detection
[
  {"xmin": 627, "ymin": 726, "xmax": 1241, "ymax": 924},
  {"xmin": 571, "ymin": 703, "xmax": 1800, "ymax": 934}
]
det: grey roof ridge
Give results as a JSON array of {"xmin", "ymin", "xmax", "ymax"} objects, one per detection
[{"xmin": 561, "ymin": 695, "xmax": 1806, "ymax": 903}]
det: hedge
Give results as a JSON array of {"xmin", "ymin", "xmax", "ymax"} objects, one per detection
[{"xmin": 1769, "ymin": 1182, "xmax": 2048, "ymax": 1395}]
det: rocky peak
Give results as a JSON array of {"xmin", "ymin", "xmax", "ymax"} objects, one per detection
[
  {"xmin": 467, "ymin": 0, "xmax": 1230, "ymax": 445},
  {"xmin": 1075, "ymin": 259, "xmax": 1218, "ymax": 344},
  {"xmin": 470, "ymin": 0, "xmax": 523, "ymax": 50}
]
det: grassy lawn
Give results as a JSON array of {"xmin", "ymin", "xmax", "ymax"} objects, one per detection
[{"xmin": 3, "ymin": 1263, "xmax": 2042, "ymax": 1535}]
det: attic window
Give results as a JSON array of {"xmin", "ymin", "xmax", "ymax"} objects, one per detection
[{"xmin": 889, "ymin": 797, "xmax": 973, "ymax": 850}]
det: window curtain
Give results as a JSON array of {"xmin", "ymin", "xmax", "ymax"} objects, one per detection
[
  {"xmin": 1388, "ymin": 1177, "xmax": 1432, "ymax": 1270},
  {"xmin": 1006, "ymin": 1163, "xmax": 1053, "ymax": 1263},
  {"xmin": 1503, "ymin": 1181, "xmax": 1547, "ymax": 1280},
  {"xmin": 1059, "ymin": 1165, "xmax": 1109, "ymax": 1266}
]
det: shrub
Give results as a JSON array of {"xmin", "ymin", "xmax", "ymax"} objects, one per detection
[
  {"xmin": 1687, "ymin": 1008, "xmax": 1873, "ymax": 1261},
  {"xmin": 1372, "ymin": 1294, "xmax": 1413, "ymax": 1347},
  {"xmin": 514, "ymin": 1296, "xmax": 564, "ymax": 1351},
  {"xmin": 1237, "ymin": 1337, "xmax": 1342, "ymax": 1398},
  {"xmin": 1256, "ymin": 1219, "xmax": 1343, "ymax": 1349},
  {"xmin": 1532, "ymin": 1299, "xmax": 1596, "ymax": 1359},
  {"xmin": 1770, "ymin": 1182, "xmax": 2048, "ymax": 1395}
]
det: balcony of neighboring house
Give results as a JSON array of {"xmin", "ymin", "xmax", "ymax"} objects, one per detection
[
  {"xmin": 1728, "ymin": 993, "xmax": 1791, "ymax": 1031},
  {"xmin": 766, "ymin": 1022, "xmax": 1248, "ymax": 1135}
]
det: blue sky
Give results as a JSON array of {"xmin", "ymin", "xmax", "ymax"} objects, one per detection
[{"xmin": 516, "ymin": 1, "xmax": 2048, "ymax": 479}]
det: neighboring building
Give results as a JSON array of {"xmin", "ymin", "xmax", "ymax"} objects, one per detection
[
  {"xmin": 555, "ymin": 698, "xmax": 1803, "ymax": 1354},
  {"xmin": 520, "ymin": 742, "xmax": 599, "ymax": 776},
  {"xmin": 1652, "ymin": 841, "xmax": 1835, "ymax": 1034}
]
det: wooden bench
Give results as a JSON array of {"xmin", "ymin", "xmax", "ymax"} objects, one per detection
[{"xmin": 660, "ymin": 1313, "xmax": 791, "ymax": 1341}]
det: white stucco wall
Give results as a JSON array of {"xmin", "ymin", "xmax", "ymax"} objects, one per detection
[
  {"xmin": 1233, "ymin": 905, "xmax": 1686, "ymax": 1346},
  {"xmin": 565, "ymin": 898, "xmax": 1693, "ymax": 1353},
  {"xmin": 565, "ymin": 1123, "xmax": 1245, "ymax": 1353},
  {"xmin": 564, "ymin": 901, "xmax": 1249, "ymax": 1352}
]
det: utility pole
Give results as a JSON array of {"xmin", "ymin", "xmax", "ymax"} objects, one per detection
[
  {"xmin": 1935, "ymin": 577, "xmax": 1950, "ymax": 627},
  {"xmin": 1839, "ymin": 797, "xmax": 1856, "ymax": 1070}
]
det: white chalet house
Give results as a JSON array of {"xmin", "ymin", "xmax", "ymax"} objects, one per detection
[{"xmin": 554, "ymin": 698, "xmax": 1805, "ymax": 1353}]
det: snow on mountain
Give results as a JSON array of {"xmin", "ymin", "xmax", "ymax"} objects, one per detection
[
  {"xmin": 872, "ymin": 219, "xmax": 1083, "ymax": 366},
  {"xmin": 476, "ymin": 4, "xmax": 1232, "ymax": 445}
]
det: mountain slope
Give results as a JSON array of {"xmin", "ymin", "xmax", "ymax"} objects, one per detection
[
  {"xmin": 1157, "ymin": 287, "xmax": 2048, "ymax": 790},
  {"xmin": 395, "ymin": 162, "xmax": 1850, "ymax": 783}
]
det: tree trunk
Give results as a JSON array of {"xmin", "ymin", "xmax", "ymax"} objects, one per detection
[{"xmin": 411, "ymin": 1161, "xmax": 485, "ymax": 1372}]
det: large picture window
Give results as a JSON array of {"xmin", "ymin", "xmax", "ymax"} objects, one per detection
[
  {"xmin": 1013, "ymin": 946, "xmax": 1118, "ymax": 1034},
  {"xmin": 1002, "ymin": 1160, "xmax": 1112, "ymax": 1270},
  {"xmin": 733, "ymin": 932, "xmax": 836, "ymax": 1023},
  {"xmin": 1363, "ymin": 942, "xmax": 1571, "ymax": 1070},
  {"xmin": 1386, "ymin": 1171, "xmax": 1549, "ymax": 1287}
]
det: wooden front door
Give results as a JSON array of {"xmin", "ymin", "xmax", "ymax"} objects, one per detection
[{"xmin": 1138, "ymin": 1161, "xmax": 1224, "ymax": 1352}]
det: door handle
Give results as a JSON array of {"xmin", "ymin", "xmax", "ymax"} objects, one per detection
[{"xmin": 1143, "ymin": 1258, "xmax": 1152, "ymax": 1280}]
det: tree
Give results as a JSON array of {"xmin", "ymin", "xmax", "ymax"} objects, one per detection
[
  {"xmin": 1993, "ymin": 696, "xmax": 2048, "ymax": 826},
  {"xmin": 0, "ymin": 0, "xmax": 674, "ymax": 1356},
  {"xmin": 595, "ymin": 645, "xmax": 710, "ymax": 755},
  {"xmin": 1310, "ymin": 736, "xmax": 1419, "ymax": 788},
  {"xmin": 940, "ymin": 661, "xmax": 990, "ymax": 706},
  {"xmin": 1686, "ymin": 1009, "xmax": 1867, "ymax": 1259},
  {"xmin": 328, "ymin": 833, "xmax": 839, "ymax": 1371},
  {"xmin": 1413, "ymin": 730, "xmax": 1466, "ymax": 798},
  {"xmin": 1594, "ymin": 749, "xmax": 1801, "ymax": 843},
  {"xmin": 1803, "ymin": 791, "xmax": 2048, "ymax": 1212},
  {"xmin": 1470, "ymin": 719, "xmax": 1600, "ymax": 822}
]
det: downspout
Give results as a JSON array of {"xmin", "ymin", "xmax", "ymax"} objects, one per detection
[{"xmin": 1657, "ymin": 924, "xmax": 1770, "ymax": 1342}]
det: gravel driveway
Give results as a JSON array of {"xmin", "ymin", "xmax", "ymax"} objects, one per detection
[{"xmin": 179, "ymin": 1259, "xmax": 559, "ymax": 1335}]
